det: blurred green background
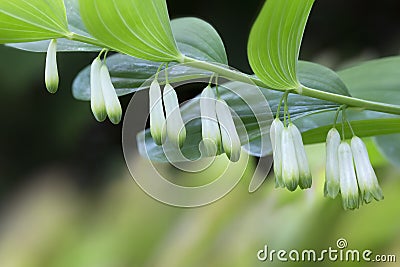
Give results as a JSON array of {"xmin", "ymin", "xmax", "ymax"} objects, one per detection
[{"xmin": 0, "ymin": 0, "xmax": 400, "ymax": 266}]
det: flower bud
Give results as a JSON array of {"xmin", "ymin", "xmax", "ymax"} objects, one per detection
[
  {"xmin": 324, "ymin": 128, "xmax": 341, "ymax": 198},
  {"xmin": 163, "ymin": 84, "xmax": 186, "ymax": 148},
  {"xmin": 289, "ymin": 123, "xmax": 312, "ymax": 189},
  {"xmin": 270, "ymin": 118, "xmax": 284, "ymax": 188},
  {"xmin": 338, "ymin": 142, "xmax": 359, "ymax": 210},
  {"xmin": 45, "ymin": 39, "xmax": 59, "ymax": 93},
  {"xmin": 90, "ymin": 57, "xmax": 107, "ymax": 122},
  {"xmin": 100, "ymin": 64, "xmax": 122, "ymax": 124},
  {"xmin": 351, "ymin": 136, "xmax": 384, "ymax": 203},
  {"xmin": 215, "ymin": 99, "xmax": 241, "ymax": 162},
  {"xmin": 149, "ymin": 79, "xmax": 167, "ymax": 146},
  {"xmin": 281, "ymin": 127, "xmax": 299, "ymax": 191},
  {"xmin": 200, "ymin": 86, "xmax": 221, "ymax": 156}
]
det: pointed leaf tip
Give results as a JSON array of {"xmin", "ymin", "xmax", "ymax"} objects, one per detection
[
  {"xmin": 248, "ymin": 0, "xmax": 315, "ymax": 89},
  {"xmin": 79, "ymin": 0, "xmax": 182, "ymax": 62}
]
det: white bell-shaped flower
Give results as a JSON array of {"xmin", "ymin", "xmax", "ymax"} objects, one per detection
[
  {"xmin": 351, "ymin": 136, "xmax": 384, "ymax": 203},
  {"xmin": 270, "ymin": 118, "xmax": 284, "ymax": 188},
  {"xmin": 90, "ymin": 57, "xmax": 107, "ymax": 122},
  {"xmin": 281, "ymin": 127, "xmax": 299, "ymax": 191},
  {"xmin": 45, "ymin": 39, "xmax": 59, "ymax": 93},
  {"xmin": 289, "ymin": 123, "xmax": 312, "ymax": 189},
  {"xmin": 200, "ymin": 86, "xmax": 221, "ymax": 156},
  {"xmin": 215, "ymin": 99, "xmax": 241, "ymax": 162},
  {"xmin": 324, "ymin": 128, "xmax": 341, "ymax": 198},
  {"xmin": 163, "ymin": 83, "xmax": 186, "ymax": 148},
  {"xmin": 149, "ymin": 79, "xmax": 166, "ymax": 146},
  {"xmin": 100, "ymin": 64, "xmax": 122, "ymax": 124},
  {"xmin": 338, "ymin": 142, "xmax": 359, "ymax": 210}
]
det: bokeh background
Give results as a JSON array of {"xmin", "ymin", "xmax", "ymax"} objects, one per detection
[{"xmin": 0, "ymin": 0, "xmax": 400, "ymax": 266}]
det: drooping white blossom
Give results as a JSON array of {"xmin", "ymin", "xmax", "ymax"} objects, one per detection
[
  {"xmin": 163, "ymin": 83, "xmax": 186, "ymax": 148},
  {"xmin": 215, "ymin": 98, "xmax": 241, "ymax": 162},
  {"xmin": 289, "ymin": 123, "xmax": 312, "ymax": 189},
  {"xmin": 90, "ymin": 57, "xmax": 107, "ymax": 122},
  {"xmin": 270, "ymin": 118, "xmax": 284, "ymax": 188},
  {"xmin": 99, "ymin": 64, "xmax": 122, "ymax": 124},
  {"xmin": 45, "ymin": 39, "xmax": 59, "ymax": 93},
  {"xmin": 200, "ymin": 85, "xmax": 221, "ymax": 156},
  {"xmin": 149, "ymin": 79, "xmax": 166, "ymax": 145},
  {"xmin": 351, "ymin": 136, "xmax": 384, "ymax": 203},
  {"xmin": 281, "ymin": 127, "xmax": 299, "ymax": 191},
  {"xmin": 338, "ymin": 142, "xmax": 359, "ymax": 210},
  {"xmin": 324, "ymin": 128, "xmax": 341, "ymax": 198}
]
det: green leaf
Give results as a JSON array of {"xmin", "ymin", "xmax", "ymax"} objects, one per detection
[
  {"xmin": 298, "ymin": 61, "xmax": 350, "ymax": 96},
  {"xmin": 248, "ymin": 0, "xmax": 315, "ymax": 89},
  {"xmin": 171, "ymin": 17, "xmax": 227, "ymax": 64},
  {"xmin": 78, "ymin": 0, "xmax": 182, "ymax": 62},
  {"xmin": 72, "ymin": 54, "xmax": 212, "ymax": 101},
  {"xmin": 338, "ymin": 56, "xmax": 400, "ymax": 105},
  {"xmin": 337, "ymin": 56, "xmax": 400, "ymax": 167},
  {"xmin": 7, "ymin": 39, "xmax": 101, "ymax": 52},
  {"xmin": 73, "ymin": 17, "xmax": 228, "ymax": 100},
  {"xmin": 0, "ymin": 0, "xmax": 69, "ymax": 43},
  {"xmin": 7, "ymin": 0, "xmax": 101, "ymax": 52},
  {"xmin": 374, "ymin": 134, "xmax": 400, "ymax": 168}
]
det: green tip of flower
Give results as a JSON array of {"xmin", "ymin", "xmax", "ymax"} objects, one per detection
[
  {"xmin": 342, "ymin": 194, "xmax": 360, "ymax": 210},
  {"xmin": 45, "ymin": 39, "xmax": 59, "ymax": 94},
  {"xmin": 285, "ymin": 181, "xmax": 298, "ymax": 192},
  {"xmin": 362, "ymin": 187, "xmax": 384, "ymax": 204},
  {"xmin": 274, "ymin": 174, "xmax": 285, "ymax": 189},
  {"xmin": 299, "ymin": 174, "xmax": 312, "ymax": 189},
  {"xmin": 178, "ymin": 127, "xmax": 187, "ymax": 148},
  {"xmin": 200, "ymin": 138, "xmax": 218, "ymax": 157},
  {"xmin": 92, "ymin": 108, "xmax": 107, "ymax": 122},
  {"xmin": 324, "ymin": 181, "xmax": 340, "ymax": 199},
  {"xmin": 107, "ymin": 107, "xmax": 122, "ymax": 125},
  {"xmin": 45, "ymin": 80, "xmax": 59, "ymax": 94},
  {"xmin": 151, "ymin": 130, "xmax": 166, "ymax": 146}
]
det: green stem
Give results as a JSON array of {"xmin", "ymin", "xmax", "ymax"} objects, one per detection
[
  {"xmin": 66, "ymin": 33, "xmax": 400, "ymax": 116},
  {"xmin": 67, "ymin": 33, "xmax": 109, "ymax": 49},
  {"xmin": 333, "ymin": 105, "xmax": 345, "ymax": 128},
  {"xmin": 276, "ymin": 92, "xmax": 288, "ymax": 119},
  {"xmin": 182, "ymin": 56, "xmax": 400, "ymax": 116}
]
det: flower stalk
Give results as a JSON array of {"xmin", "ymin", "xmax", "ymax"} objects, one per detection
[
  {"xmin": 149, "ymin": 79, "xmax": 167, "ymax": 146},
  {"xmin": 200, "ymin": 85, "xmax": 221, "ymax": 156},
  {"xmin": 215, "ymin": 98, "xmax": 241, "ymax": 162},
  {"xmin": 163, "ymin": 83, "xmax": 186, "ymax": 148}
]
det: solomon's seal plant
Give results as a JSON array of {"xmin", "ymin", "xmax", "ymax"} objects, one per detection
[{"xmin": 1, "ymin": 0, "xmax": 399, "ymax": 210}]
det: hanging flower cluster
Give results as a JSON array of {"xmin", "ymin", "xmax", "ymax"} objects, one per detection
[
  {"xmin": 149, "ymin": 79, "xmax": 241, "ymax": 162},
  {"xmin": 149, "ymin": 78, "xmax": 186, "ymax": 148},
  {"xmin": 269, "ymin": 96, "xmax": 383, "ymax": 210},
  {"xmin": 42, "ymin": 44, "xmax": 385, "ymax": 210},
  {"xmin": 44, "ymin": 45, "xmax": 122, "ymax": 124},
  {"xmin": 270, "ymin": 119, "xmax": 312, "ymax": 191},
  {"xmin": 198, "ymin": 85, "xmax": 241, "ymax": 162},
  {"xmin": 90, "ymin": 56, "xmax": 122, "ymax": 124},
  {"xmin": 270, "ymin": 93, "xmax": 312, "ymax": 191},
  {"xmin": 325, "ymin": 128, "xmax": 384, "ymax": 210}
]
